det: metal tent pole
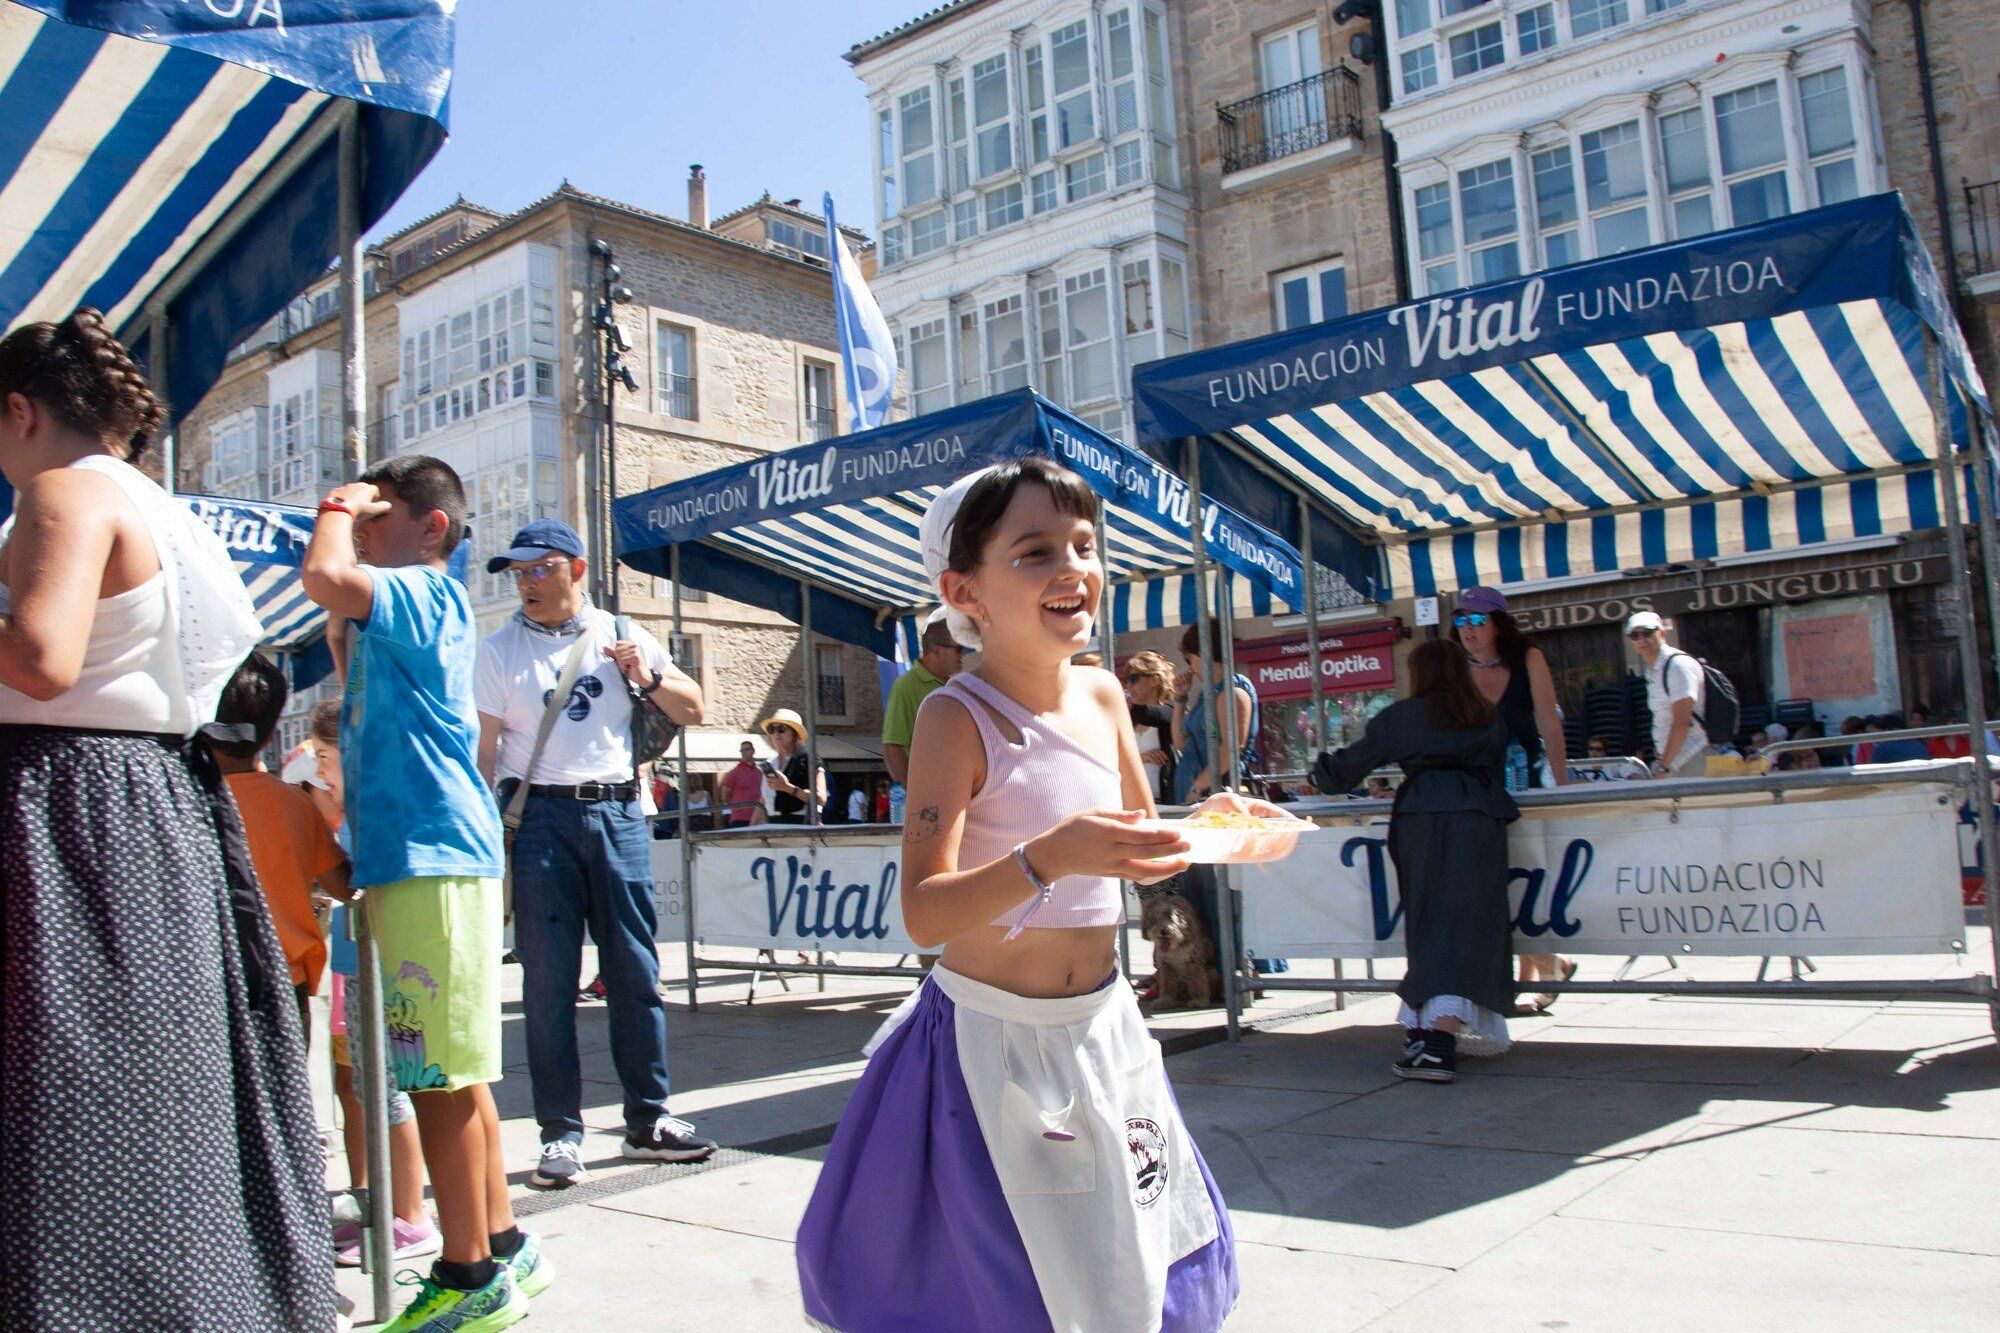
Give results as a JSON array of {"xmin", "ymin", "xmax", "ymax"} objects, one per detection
[
  {"xmin": 337, "ymin": 116, "xmax": 367, "ymax": 480},
  {"xmin": 1298, "ymin": 496, "xmax": 1341, "ymax": 1005},
  {"xmin": 1097, "ymin": 511, "xmax": 1133, "ymax": 981},
  {"xmin": 672, "ymin": 545, "xmax": 698, "ymax": 1012},
  {"xmin": 1965, "ymin": 405, "xmax": 2000, "ymax": 711},
  {"xmin": 334, "ymin": 109, "xmax": 392, "ymax": 1323},
  {"xmin": 1185, "ymin": 439, "xmax": 1241, "ymax": 1042},
  {"xmin": 801, "ymin": 581, "xmax": 822, "ymax": 826},
  {"xmin": 1299, "ymin": 497, "xmax": 1329, "ymax": 772},
  {"xmin": 149, "ymin": 311, "xmax": 174, "ymax": 487},
  {"xmin": 1218, "ymin": 574, "xmax": 1244, "ymax": 792},
  {"xmin": 1925, "ymin": 334, "xmax": 2000, "ymax": 1037}
]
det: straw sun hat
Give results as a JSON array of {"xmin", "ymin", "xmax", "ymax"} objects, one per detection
[{"xmin": 760, "ymin": 708, "xmax": 808, "ymax": 740}]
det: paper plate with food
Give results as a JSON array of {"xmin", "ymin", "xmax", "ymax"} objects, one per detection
[{"xmin": 1144, "ymin": 794, "xmax": 1318, "ymax": 865}]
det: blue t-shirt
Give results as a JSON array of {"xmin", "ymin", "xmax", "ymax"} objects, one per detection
[{"xmin": 340, "ymin": 564, "xmax": 504, "ymax": 888}]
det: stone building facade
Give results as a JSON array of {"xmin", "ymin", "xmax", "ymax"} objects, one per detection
[
  {"xmin": 177, "ymin": 177, "xmax": 885, "ymax": 759},
  {"xmin": 1873, "ymin": 0, "xmax": 2000, "ymax": 373},
  {"xmin": 1172, "ymin": 0, "xmax": 1403, "ymax": 344}
]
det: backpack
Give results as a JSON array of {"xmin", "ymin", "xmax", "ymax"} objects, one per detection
[{"xmin": 1667, "ymin": 649, "xmax": 1739, "ymax": 745}]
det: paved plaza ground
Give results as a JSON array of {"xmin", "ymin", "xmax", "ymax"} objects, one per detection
[{"xmin": 335, "ymin": 933, "xmax": 2000, "ymax": 1331}]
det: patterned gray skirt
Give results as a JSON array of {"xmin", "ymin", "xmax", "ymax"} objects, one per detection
[{"xmin": 0, "ymin": 724, "xmax": 334, "ymax": 1331}]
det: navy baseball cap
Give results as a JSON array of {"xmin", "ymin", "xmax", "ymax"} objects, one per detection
[{"xmin": 486, "ymin": 519, "xmax": 586, "ymax": 573}]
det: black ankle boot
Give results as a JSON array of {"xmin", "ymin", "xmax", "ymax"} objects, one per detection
[{"xmin": 1394, "ymin": 1028, "xmax": 1457, "ymax": 1082}]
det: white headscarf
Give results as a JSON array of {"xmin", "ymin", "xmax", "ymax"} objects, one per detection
[{"xmin": 919, "ymin": 467, "xmax": 999, "ymax": 653}]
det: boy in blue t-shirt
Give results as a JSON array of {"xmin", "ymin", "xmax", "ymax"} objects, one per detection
[{"xmin": 304, "ymin": 455, "xmax": 549, "ymax": 1330}]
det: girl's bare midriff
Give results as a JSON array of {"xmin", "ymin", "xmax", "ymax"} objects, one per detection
[{"xmin": 941, "ymin": 923, "xmax": 1121, "ymax": 998}]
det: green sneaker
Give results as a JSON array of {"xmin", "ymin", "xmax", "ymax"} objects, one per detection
[
  {"xmin": 381, "ymin": 1266, "xmax": 528, "ymax": 1332},
  {"xmin": 504, "ymin": 1232, "xmax": 555, "ymax": 1299}
]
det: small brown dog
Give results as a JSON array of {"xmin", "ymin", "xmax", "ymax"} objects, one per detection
[{"xmin": 1140, "ymin": 891, "xmax": 1220, "ymax": 1011}]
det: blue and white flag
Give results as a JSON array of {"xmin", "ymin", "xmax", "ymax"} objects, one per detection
[{"xmin": 825, "ymin": 193, "xmax": 898, "ymax": 431}]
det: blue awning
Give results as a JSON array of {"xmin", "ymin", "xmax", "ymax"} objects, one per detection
[
  {"xmin": 183, "ymin": 492, "xmax": 322, "ymax": 650},
  {"xmin": 614, "ymin": 390, "xmax": 1309, "ymax": 659},
  {"xmin": 1132, "ymin": 194, "xmax": 1996, "ymax": 598},
  {"xmin": 0, "ymin": 0, "xmax": 451, "ymax": 419}
]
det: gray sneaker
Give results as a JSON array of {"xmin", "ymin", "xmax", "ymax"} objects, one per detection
[
  {"xmin": 528, "ymin": 1139, "xmax": 588, "ymax": 1189},
  {"xmin": 622, "ymin": 1116, "xmax": 716, "ymax": 1163}
]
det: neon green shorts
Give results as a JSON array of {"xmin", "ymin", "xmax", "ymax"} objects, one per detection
[{"xmin": 366, "ymin": 876, "xmax": 503, "ymax": 1093}]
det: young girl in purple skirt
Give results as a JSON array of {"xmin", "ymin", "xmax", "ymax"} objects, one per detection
[{"xmin": 797, "ymin": 458, "xmax": 1243, "ymax": 1332}]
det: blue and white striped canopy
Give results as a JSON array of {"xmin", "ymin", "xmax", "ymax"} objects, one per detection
[
  {"xmin": 182, "ymin": 493, "xmax": 322, "ymax": 649},
  {"xmin": 1133, "ymin": 195, "xmax": 1996, "ymax": 598},
  {"xmin": 614, "ymin": 391, "xmax": 1308, "ymax": 659},
  {"xmin": 0, "ymin": 1, "xmax": 451, "ymax": 417}
]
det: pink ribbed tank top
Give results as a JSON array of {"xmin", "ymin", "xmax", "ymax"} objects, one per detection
[{"xmin": 924, "ymin": 672, "xmax": 1126, "ymax": 931}]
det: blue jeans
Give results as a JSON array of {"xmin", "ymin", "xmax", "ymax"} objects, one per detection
[{"xmin": 507, "ymin": 786, "xmax": 670, "ymax": 1143}]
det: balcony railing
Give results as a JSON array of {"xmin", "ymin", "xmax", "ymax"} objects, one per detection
[
  {"xmin": 804, "ymin": 404, "xmax": 838, "ymax": 442},
  {"xmin": 1218, "ymin": 66, "xmax": 1363, "ymax": 176},
  {"xmin": 657, "ymin": 374, "xmax": 696, "ymax": 420},
  {"xmin": 1966, "ymin": 178, "xmax": 2000, "ymax": 276}
]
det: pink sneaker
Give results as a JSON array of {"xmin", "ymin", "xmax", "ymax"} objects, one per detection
[{"xmin": 334, "ymin": 1214, "xmax": 442, "ymax": 1267}]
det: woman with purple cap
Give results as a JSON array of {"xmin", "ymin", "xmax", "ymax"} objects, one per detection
[
  {"xmin": 1450, "ymin": 585, "xmax": 1576, "ymax": 1012},
  {"xmin": 795, "ymin": 457, "xmax": 1242, "ymax": 1332}
]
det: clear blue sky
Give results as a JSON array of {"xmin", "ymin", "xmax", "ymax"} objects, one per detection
[{"xmin": 369, "ymin": 0, "xmax": 928, "ymax": 243}]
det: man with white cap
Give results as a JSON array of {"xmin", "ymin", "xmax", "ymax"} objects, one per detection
[
  {"xmin": 472, "ymin": 519, "xmax": 715, "ymax": 1190},
  {"xmin": 1626, "ymin": 610, "xmax": 1711, "ymax": 778}
]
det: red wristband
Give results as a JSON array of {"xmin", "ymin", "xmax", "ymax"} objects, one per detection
[{"xmin": 317, "ymin": 495, "xmax": 353, "ymax": 516}]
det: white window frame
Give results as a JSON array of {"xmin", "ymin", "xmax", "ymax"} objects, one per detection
[
  {"xmin": 982, "ymin": 292, "xmax": 1030, "ymax": 393},
  {"xmin": 1400, "ymin": 51, "xmax": 1885, "ymax": 293},
  {"xmin": 970, "ymin": 52, "xmax": 1015, "ymax": 182},
  {"xmin": 1045, "ymin": 18, "xmax": 1098, "ymax": 153},
  {"xmin": 814, "ymin": 641, "xmax": 851, "ymax": 722},
  {"xmin": 898, "ymin": 85, "xmax": 941, "ymax": 214},
  {"xmin": 802, "ymin": 358, "xmax": 837, "ymax": 441},
  {"xmin": 1061, "ymin": 266, "xmax": 1116, "ymax": 408},
  {"xmin": 1271, "ymin": 258, "xmax": 1350, "ymax": 332},
  {"xmin": 656, "ymin": 322, "xmax": 696, "ymax": 420},
  {"xmin": 1711, "ymin": 77, "xmax": 1794, "ymax": 228},
  {"xmin": 907, "ymin": 315, "xmax": 951, "ymax": 416}
]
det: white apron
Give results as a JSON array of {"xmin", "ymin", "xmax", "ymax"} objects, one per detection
[{"xmin": 928, "ymin": 963, "xmax": 1221, "ymax": 1333}]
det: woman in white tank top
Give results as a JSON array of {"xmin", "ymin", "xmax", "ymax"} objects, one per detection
[{"xmin": 0, "ymin": 310, "xmax": 333, "ymax": 1329}]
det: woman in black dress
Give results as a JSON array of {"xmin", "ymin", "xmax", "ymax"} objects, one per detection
[
  {"xmin": 762, "ymin": 707, "xmax": 825, "ymax": 824},
  {"xmin": 0, "ymin": 311, "xmax": 332, "ymax": 1327},
  {"xmin": 1313, "ymin": 639, "xmax": 1519, "ymax": 1082},
  {"xmin": 1450, "ymin": 585, "xmax": 1575, "ymax": 1011}
]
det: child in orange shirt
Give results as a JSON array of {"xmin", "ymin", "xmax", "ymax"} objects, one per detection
[{"xmin": 211, "ymin": 653, "xmax": 350, "ymax": 1038}]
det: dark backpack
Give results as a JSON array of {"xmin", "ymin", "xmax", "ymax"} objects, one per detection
[{"xmin": 1667, "ymin": 649, "xmax": 1739, "ymax": 745}]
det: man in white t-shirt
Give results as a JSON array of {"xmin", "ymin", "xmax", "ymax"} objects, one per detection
[
  {"xmin": 1627, "ymin": 610, "xmax": 1711, "ymax": 778},
  {"xmin": 473, "ymin": 520, "xmax": 712, "ymax": 1189},
  {"xmin": 846, "ymin": 784, "xmax": 869, "ymax": 823}
]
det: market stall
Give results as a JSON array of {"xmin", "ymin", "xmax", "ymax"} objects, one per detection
[
  {"xmin": 1128, "ymin": 193, "xmax": 2000, "ymax": 1036},
  {"xmin": 611, "ymin": 389, "xmax": 1311, "ymax": 1003}
]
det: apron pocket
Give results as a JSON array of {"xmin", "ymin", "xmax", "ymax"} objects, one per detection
[
  {"xmin": 996, "ymin": 1081, "xmax": 1097, "ymax": 1195},
  {"xmin": 1118, "ymin": 1046, "xmax": 1177, "ymax": 1213}
]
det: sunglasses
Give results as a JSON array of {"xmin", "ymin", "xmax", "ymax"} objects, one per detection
[
  {"xmin": 1628, "ymin": 628, "xmax": 1659, "ymax": 640},
  {"xmin": 1452, "ymin": 612, "xmax": 1490, "ymax": 628},
  {"xmin": 509, "ymin": 558, "xmax": 569, "ymax": 584}
]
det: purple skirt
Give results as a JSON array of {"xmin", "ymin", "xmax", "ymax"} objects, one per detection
[{"xmin": 797, "ymin": 974, "xmax": 1238, "ymax": 1331}]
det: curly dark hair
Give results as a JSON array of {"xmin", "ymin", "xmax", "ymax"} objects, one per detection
[{"xmin": 0, "ymin": 308, "xmax": 166, "ymax": 460}]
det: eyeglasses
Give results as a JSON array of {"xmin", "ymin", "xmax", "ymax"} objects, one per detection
[
  {"xmin": 1628, "ymin": 628, "xmax": 1659, "ymax": 641},
  {"xmin": 1452, "ymin": 612, "xmax": 1489, "ymax": 628},
  {"xmin": 508, "ymin": 559, "xmax": 569, "ymax": 584}
]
